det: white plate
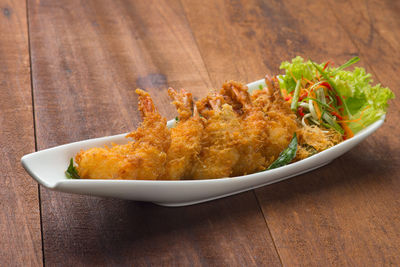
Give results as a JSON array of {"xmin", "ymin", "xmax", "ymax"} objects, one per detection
[{"xmin": 21, "ymin": 79, "xmax": 385, "ymax": 206}]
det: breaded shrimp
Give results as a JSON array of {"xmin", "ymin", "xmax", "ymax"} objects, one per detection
[
  {"xmin": 75, "ymin": 89, "xmax": 171, "ymax": 180},
  {"xmin": 192, "ymin": 93, "xmax": 241, "ymax": 179},
  {"xmin": 219, "ymin": 81, "xmax": 268, "ymax": 175},
  {"xmin": 252, "ymin": 75, "xmax": 299, "ymax": 163},
  {"xmin": 164, "ymin": 88, "xmax": 204, "ymax": 180}
]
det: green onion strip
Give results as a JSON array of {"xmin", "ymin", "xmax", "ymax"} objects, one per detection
[{"xmin": 290, "ymin": 80, "xmax": 302, "ymax": 112}]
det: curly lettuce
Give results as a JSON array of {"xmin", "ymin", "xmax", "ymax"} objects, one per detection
[
  {"xmin": 332, "ymin": 67, "xmax": 394, "ymax": 132},
  {"xmin": 278, "ymin": 56, "xmax": 320, "ymax": 93}
]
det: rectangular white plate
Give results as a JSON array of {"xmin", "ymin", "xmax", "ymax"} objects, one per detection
[{"xmin": 21, "ymin": 79, "xmax": 385, "ymax": 206}]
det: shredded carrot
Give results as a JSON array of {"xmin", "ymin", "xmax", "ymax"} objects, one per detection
[
  {"xmin": 314, "ymin": 85, "xmax": 328, "ymax": 91},
  {"xmin": 315, "ymin": 70, "xmax": 321, "ymax": 80},
  {"xmin": 312, "ymin": 85, "xmax": 329, "ymax": 97},
  {"xmin": 337, "ymin": 106, "xmax": 370, "ymax": 123},
  {"xmin": 362, "ymin": 105, "xmax": 370, "ymax": 111},
  {"xmin": 289, "ymin": 70, "xmax": 297, "ymax": 82},
  {"xmin": 310, "ymin": 91, "xmax": 322, "ymax": 119},
  {"xmin": 313, "ymin": 101, "xmax": 322, "ymax": 120},
  {"xmin": 302, "ymin": 77, "xmax": 314, "ymax": 85},
  {"xmin": 281, "ymin": 88, "xmax": 289, "ymax": 98},
  {"xmin": 339, "ymin": 120, "xmax": 357, "ymax": 123},
  {"xmin": 338, "ymin": 117, "xmax": 362, "ymax": 123},
  {"xmin": 300, "ymin": 88, "xmax": 308, "ymax": 95},
  {"xmin": 350, "ymin": 120, "xmax": 367, "ymax": 129},
  {"xmin": 340, "ymin": 121, "xmax": 354, "ymax": 139}
]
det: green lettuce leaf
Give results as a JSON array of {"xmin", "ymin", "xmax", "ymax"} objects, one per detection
[
  {"xmin": 330, "ymin": 67, "xmax": 394, "ymax": 132},
  {"xmin": 278, "ymin": 56, "xmax": 322, "ymax": 92}
]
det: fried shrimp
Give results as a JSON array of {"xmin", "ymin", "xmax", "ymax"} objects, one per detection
[
  {"xmin": 253, "ymin": 75, "xmax": 299, "ymax": 163},
  {"xmin": 192, "ymin": 93, "xmax": 242, "ymax": 179},
  {"xmin": 219, "ymin": 81, "xmax": 268, "ymax": 175},
  {"xmin": 75, "ymin": 89, "xmax": 170, "ymax": 179},
  {"xmin": 164, "ymin": 88, "xmax": 204, "ymax": 180}
]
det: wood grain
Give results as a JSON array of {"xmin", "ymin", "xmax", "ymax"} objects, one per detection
[
  {"xmin": 255, "ymin": 0, "xmax": 400, "ymax": 264},
  {"xmin": 0, "ymin": 0, "xmax": 42, "ymax": 266},
  {"xmin": 23, "ymin": 0, "xmax": 400, "ymax": 265},
  {"xmin": 181, "ymin": 0, "xmax": 357, "ymax": 86},
  {"xmin": 181, "ymin": 0, "xmax": 400, "ymax": 265},
  {"xmin": 28, "ymin": 0, "xmax": 281, "ymax": 265}
]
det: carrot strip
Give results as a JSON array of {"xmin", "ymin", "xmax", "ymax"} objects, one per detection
[
  {"xmin": 313, "ymin": 101, "xmax": 321, "ymax": 119},
  {"xmin": 310, "ymin": 91, "xmax": 322, "ymax": 119},
  {"xmin": 337, "ymin": 105, "xmax": 370, "ymax": 123},
  {"xmin": 302, "ymin": 77, "xmax": 314, "ymax": 85},
  {"xmin": 289, "ymin": 70, "xmax": 297, "ymax": 82},
  {"xmin": 340, "ymin": 121, "xmax": 354, "ymax": 139},
  {"xmin": 281, "ymin": 88, "xmax": 289, "ymax": 98}
]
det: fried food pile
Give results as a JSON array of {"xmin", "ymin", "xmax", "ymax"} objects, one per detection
[{"xmin": 75, "ymin": 76, "xmax": 342, "ymax": 180}]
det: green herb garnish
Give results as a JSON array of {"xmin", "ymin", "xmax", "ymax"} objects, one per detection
[
  {"xmin": 65, "ymin": 158, "xmax": 80, "ymax": 179},
  {"xmin": 330, "ymin": 56, "xmax": 360, "ymax": 75},
  {"xmin": 268, "ymin": 133, "xmax": 298, "ymax": 170}
]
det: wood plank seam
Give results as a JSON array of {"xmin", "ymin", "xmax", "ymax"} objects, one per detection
[
  {"xmin": 253, "ymin": 191, "xmax": 284, "ymax": 266},
  {"xmin": 25, "ymin": 0, "xmax": 45, "ymax": 265}
]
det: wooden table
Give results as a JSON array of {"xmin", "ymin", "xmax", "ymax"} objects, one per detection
[{"xmin": 2, "ymin": 0, "xmax": 399, "ymax": 265}]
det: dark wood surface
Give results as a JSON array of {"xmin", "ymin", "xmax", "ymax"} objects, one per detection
[{"xmin": 1, "ymin": 0, "xmax": 399, "ymax": 265}]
